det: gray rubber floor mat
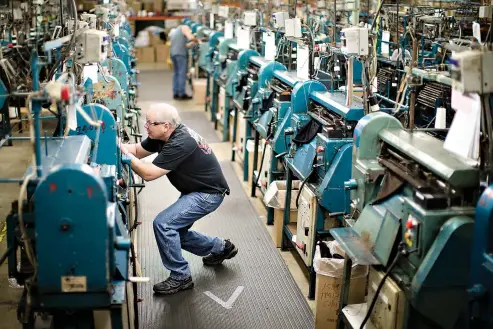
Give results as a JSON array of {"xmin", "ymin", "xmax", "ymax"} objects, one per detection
[
  {"xmin": 180, "ymin": 112, "xmax": 220, "ymax": 143},
  {"xmin": 136, "ymin": 162, "xmax": 315, "ymax": 329}
]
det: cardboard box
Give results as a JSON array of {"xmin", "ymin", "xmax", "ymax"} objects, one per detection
[
  {"xmin": 153, "ymin": 0, "xmax": 163, "ymax": 13},
  {"xmin": 264, "ymin": 180, "xmax": 301, "ymax": 247},
  {"xmin": 155, "ymin": 44, "xmax": 170, "ymax": 62},
  {"xmin": 134, "ymin": 47, "xmax": 144, "ymax": 61},
  {"xmin": 264, "ymin": 180, "xmax": 301, "ymax": 210},
  {"xmin": 130, "ymin": 1, "xmax": 141, "ymax": 13},
  {"xmin": 143, "ymin": 2, "xmax": 153, "ymax": 12},
  {"xmin": 315, "ymin": 273, "xmax": 367, "ymax": 329},
  {"xmin": 149, "ymin": 32, "xmax": 164, "ymax": 46},
  {"xmin": 273, "ymin": 208, "xmax": 297, "ymax": 248},
  {"xmin": 140, "ymin": 47, "xmax": 155, "ymax": 63},
  {"xmin": 193, "ymin": 79, "xmax": 207, "ymax": 105}
]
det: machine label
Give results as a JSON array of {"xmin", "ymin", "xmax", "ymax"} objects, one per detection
[{"xmin": 61, "ymin": 276, "xmax": 87, "ymax": 292}]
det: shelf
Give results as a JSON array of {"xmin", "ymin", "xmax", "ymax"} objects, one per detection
[
  {"xmin": 128, "ymin": 16, "xmax": 185, "ymax": 21},
  {"xmin": 342, "ymin": 304, "xmax": 377, "ymax": 329},
  {"xmin": 287, "ymin": 223, "xmax": 297, "ymax": 236}
]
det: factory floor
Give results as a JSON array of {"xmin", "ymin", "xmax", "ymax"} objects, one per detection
[{"xmin": 0, "ymin": 64, "xmax": 314, "ymax": 329}]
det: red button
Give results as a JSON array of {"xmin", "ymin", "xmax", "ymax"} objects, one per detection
[
  {"xmin": 406, "ymin": 220, "xmax": 415, "ymax": 229},
  {"xmin": 317, "ymin": 146, "xmax": 325, "ymax": 153},
  {"xmin": 61, "ymin": 85, "xmax": 70, "ymax": 101}
]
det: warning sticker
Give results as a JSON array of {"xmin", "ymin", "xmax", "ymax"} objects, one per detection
[{"xmin": 61, "ymin": 276, "xmax": 87, "ymax": 293}]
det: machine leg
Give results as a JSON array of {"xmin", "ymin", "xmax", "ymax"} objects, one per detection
[
  {"xmin": 336, "ymin": 256, "xmax": 353, "ymax": 329},
  {"xmin": 308, "ymin": 266, "xmax": 316, "ymax": 300},
  {"xmin": 267, "ymin": 207, "xmax": 274, "ymax": 226},
  {"xmin": 266, "ymin": 148, "xmax": 278, "ymax": 225},
  {"xmin": 222, "ymin": 96, "xmax": 230, "ymax": 142},
  {"xmin": 111, "ymin": 307, "xmax": 124, "ymax": 329},
  {"xmin": 281, "ymin": 168, "xmax": 293, "ymax": 251},
  {"xmin": 250, "ymin": 130, "xmax": 260, "ymax": 197},
  {"xmin": 231, "ymin": 107, "xmax": 238, "ymax": 162},
  {"xmin": 211, "ymin": 82, "xmax": 218, "ymax": 123},
  {"xmin": 205, "ymin": 75, "xmax": 210, "ymax": 113},
  {"xmin": 243, "ymin": 122, "xmax": 252, "ymax": 182}
]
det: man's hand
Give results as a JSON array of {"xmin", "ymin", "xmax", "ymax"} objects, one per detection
[{"xmin": 120, "ymin": 143, "xmax": 130, "ymax": 155}]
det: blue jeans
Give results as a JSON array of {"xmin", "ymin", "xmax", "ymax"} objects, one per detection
[
  {"xmin": 153, "ymin": 192, "xmax": 225, "ymax": 280},
  {"xmin": 171, "ymin": 54, "xmax": 188, "ymax": 96}
]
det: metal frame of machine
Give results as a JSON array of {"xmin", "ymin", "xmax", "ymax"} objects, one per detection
[{"xmin": 0, "ymin": 1, "xmax": 143, "ymax": 328}]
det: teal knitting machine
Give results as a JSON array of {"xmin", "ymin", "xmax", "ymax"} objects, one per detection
[
  {"xmin": 330, "ymin": 112, "xmax": 480, "ymax": 329},
  {"xmin": 248, "ymin": 67, "xmax": 304, "ymax": 225},
  {"xmin": 3, "ymin": 83, "xmax": 140, "ymax": 328},
  {"xmin": 279, "ymin": 80, "xmax": 366, "ymax": 299},
  {"xmin": 229, "ymin": 55, "xmax": 276, "ymax": 182},
  {"xmin": 196, "ymin": 28, "xmax": 223, "ymax": 112},
  {"xmin": 210, "ymin": 38, "xmax": 244, "ymax": 141}
]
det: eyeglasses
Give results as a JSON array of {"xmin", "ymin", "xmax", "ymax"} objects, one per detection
[{"xmin": 144, "ymin": 120, "xmax": 168, "ymax": 127}]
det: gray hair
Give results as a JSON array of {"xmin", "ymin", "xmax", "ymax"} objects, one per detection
[{"xmin": 150, "ymin": 103, "xmax": 182, "ymax": 128}]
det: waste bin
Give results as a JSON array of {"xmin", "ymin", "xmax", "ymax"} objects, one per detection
[
  {"xmin": 264, "ymin": 180, "xmax": 300, "ymax": 247},
  {"xmin": 313, "ymin": 241, "xmax": 368, "ymax": 329}
]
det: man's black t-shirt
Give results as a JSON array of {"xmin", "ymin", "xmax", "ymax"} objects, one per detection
[{"xmin": 141, "ymin": 124, "xmax": 230, "ymax": 195}]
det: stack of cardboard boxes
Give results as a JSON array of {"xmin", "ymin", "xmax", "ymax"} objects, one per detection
[
  {"xmin": 135, "ymin": 31, "xmax": 171, "ymax": 65},
  {"xmin": 128, "ymin": 0, "xmax": 164, "ymax": 15}
]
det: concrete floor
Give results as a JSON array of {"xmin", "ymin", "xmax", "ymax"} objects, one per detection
[{"xmin": 0, "ymin": 65, "xmax": 314, "ymax": 329}]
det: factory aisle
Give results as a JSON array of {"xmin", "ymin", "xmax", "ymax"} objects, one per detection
[{"xmin": 135, "ymin": 69, "xmax": 315, "ymax": 329}]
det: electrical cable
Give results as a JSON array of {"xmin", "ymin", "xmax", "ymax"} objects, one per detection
[
  {"xmin": 295, "ymin": 168, "xmax": 314, "ymax": 208},
  {"xmin": 359, "ymin": 245, "xmax": 413, "ymax": 329}
]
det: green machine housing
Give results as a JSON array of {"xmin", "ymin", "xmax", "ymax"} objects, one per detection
[{"xmin": 332, "ymin": 112, "xmax": 480, "ymax": 329}]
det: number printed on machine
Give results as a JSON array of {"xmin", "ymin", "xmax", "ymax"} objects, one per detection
[{"xmin": 61, "ymin": 276, "xmax": 87, "ymax": 293}]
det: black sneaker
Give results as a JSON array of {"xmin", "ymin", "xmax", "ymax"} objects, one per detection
[
  {"xmin": 203, "ymin": 240, "xmax": 238, "ymax": 266},
  {"xmin": 153, "ymin": 276, "xmax": 194, "ymax": 295},
  {"xmin": 178, "ymin": 94, "xmax": 193, "ymax": 100},
  {"xmin": 173, "ymin": 94, "xmax": 179, "ymax": 99}
]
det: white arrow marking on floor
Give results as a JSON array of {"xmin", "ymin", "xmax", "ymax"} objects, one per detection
[{"xmin": 204, "ymin": 286, "xmax": 244, "ymax": 309}]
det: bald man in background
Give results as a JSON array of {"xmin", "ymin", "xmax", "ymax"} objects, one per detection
[{"xmin": 119, "ymin": 103, "xmax": 238, "ymax": 295}]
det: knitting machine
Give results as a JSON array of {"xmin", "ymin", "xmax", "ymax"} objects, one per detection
[
  {"xmin": 244, "ymin": 58, "xmax": 288, "ymax": 194},
  {"xmin": 230, "ymin": 53, "xmax": 272, "ymax": 181},
  {"xmin": 0, "ymin": 1, "xmax": 142, "ymax": 326},
  {"xmin": 468, "ymin": 184, "xmax": 493, "ymax": 329},
  {"xmin": 250, "ymin": 67, "xmax": 304, "ymax": 224},
  {"xmin": 210, "ymin": 37, "xmax": 241, "ymax": 141},
  {"xmin": 374, "ymin": 60, "xmax": 454, "ymax": 139},
  {"xmin": 196, "ymin": 28, "xmax": 223, "ymax": 112},
  {"xmin": 253, "ymin": 68, "xmax": 302, "ymax": 192},
  {"xmin": 3, "ymin": 79, "xmax": 140, "ymax": 328},
  {"xmin": 280, "ymin": 80, "xmax": 366, "ymax": 299},
  {"xmin": 331, "ymin": 112, "xmax": 480, "ymax": 329},
  {"xmin": 315, "ymin": 49, "xmax": 364, "ymax": 89}
]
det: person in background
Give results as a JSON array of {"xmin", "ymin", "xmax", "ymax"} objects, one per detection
[{"xmin": 169, "ymin": 24, "xmax": 197, "ymax": 100}]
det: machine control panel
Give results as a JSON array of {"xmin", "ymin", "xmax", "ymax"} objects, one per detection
[{"xmin": 404, "ymin": 214, "xmax": 420, "ymax": 248}]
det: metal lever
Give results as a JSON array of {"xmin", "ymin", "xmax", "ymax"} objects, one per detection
[{"xmin": 276, "ymin": 152, "xmax": 288, "ymax": 159}]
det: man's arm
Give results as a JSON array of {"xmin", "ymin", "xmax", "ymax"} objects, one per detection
[
  {"xmin": 120, "ymin": 142, "xmax": 153, "ymax": 159},
  {"xmin": 122, "ymin": 151, "xmax": 170, "ymax": 182},
  {"xmin": 181, "ymin": 25, "xmax": 195, "ymax": 41},
  {"xmin": 182, "ymin": 25, "xmax": 197, "ymax": 48}
]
